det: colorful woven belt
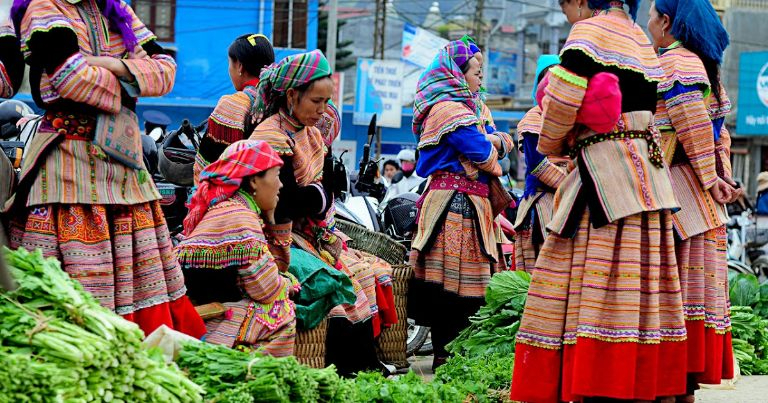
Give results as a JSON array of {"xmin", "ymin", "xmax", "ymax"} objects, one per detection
[{"xmin": 568, "ymin": 130, "xmax": 664, "ymax": 169}]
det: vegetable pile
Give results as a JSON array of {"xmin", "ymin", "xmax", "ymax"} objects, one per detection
[
  {"xmin": 434, "ymin": 353, "xmax": 515, "ymax": 402},
  {"xmin": 0, "ymin": 247, "xmax": 203, "ymax": 402},
  {"xmin": 447, "ymin": 270, "xmax": 531, "ymax": 357},
  {"xmin": 177, "ymin": 341, "xmax": 350, "ymax": 403},
  {"xmin": 728, "ymin": 273, "xmax": 768, "ymax": 375}
]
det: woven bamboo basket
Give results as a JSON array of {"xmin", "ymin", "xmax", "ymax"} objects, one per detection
[
  {"xmin": 295, "ymin": 318, "xmax": 328, "ymax": 369},
  {"xmin": 334, "ymin": 220, "xmax": 408, "ymax": 266},
  {"xmin": 334, "ymin": 220, "xmax": 412, "ymax": 368},
  {"xmin": 375, "ymin": 264, "xmax": 413, "ymax": 369}
]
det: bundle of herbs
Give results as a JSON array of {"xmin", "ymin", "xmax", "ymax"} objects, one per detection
[
  {"xmin": 176, "ymin": 341, "xmax": 349, "ymax": 403},
  {"xmin": 447, "ymin": 271, "xmax": 531, "ymax": 357},
  {"xmin": 728, "ymin": 273, "xmax": 768, "ymax": 375},
  {"xmin": 0, "ymin": 247, "xmax": 203, "ymax": 402}
]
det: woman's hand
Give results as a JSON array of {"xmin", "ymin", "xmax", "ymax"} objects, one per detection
[
  {"xmin": 485, "ymin": 133, "xmax": 502, "ymax": 151},
  {"xmin": 85, "ymin": 54, "xmax": 134, "ymax": 81},
  {"xmin": 723, "ymin": 177, "xmax": 745, "ymax": 204},
  {"xmin": 709, "ymin": 178, "xmax": 735, "ymax": 205},
  {"xmin": 128, "ymin": 46, "xmax": 148, "ymax": 60}
]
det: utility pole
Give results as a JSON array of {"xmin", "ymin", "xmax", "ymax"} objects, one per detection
[
  {"xmin": 326, "ymin": 0, "xmax": 338, "ymax": 71},
  {"xmin": 473, "ymin": 0, "xmax": 485, "ymax": 49},
  {"xmin": 372, "ymin": 0, "xmax": 386, "ymax": 158}
]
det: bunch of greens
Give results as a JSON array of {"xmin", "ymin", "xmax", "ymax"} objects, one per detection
[
  {"xmin": 730, "ymin": 305, "xmax": 768, "ymax": 375},
  {"xmin": 434, "ymin": 353, "xmax": 515, "ymax": 403},
  {"xmin": 0, "ymin": 247, "xmax": 203, "ymax": 402},
  {"xmin": 177, "ymin": 341, "xmax": 348, "ymax": 403},
  {"xmin": 729, "ymin": 272, "xmax": 768, "ymax": 318},
  {"xmin": 342, "ymin": 371, "xmax": 465, "ymax": 403},
  {"xmin": 447, "ymin": 271, "xmax": 531, "ymax": 357}
]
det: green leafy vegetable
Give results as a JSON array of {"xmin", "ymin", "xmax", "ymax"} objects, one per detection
[
  {"xmin": 435, "ymin": 353, "xmax": 515, "ymax": 402},
  {"xmin": 0, "ymin": 247, "xmax": 203, "ymax": 402},
  {"xmin": 447, "ymin": 271, "xmax": 531, "ymax": 357},
  {"xmin": 729, "ymin": 273, "xmax": 761, "ymax": 307}
]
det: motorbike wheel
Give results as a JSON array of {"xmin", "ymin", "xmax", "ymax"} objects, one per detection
[
  {"xmin": 406, "ymin": 318, "xmax": 429, "ymax": 357},
  {"xmin": 728, "ymin": 259, "xmax": 755, "ymax": 276},
  {"xmin": 751, "ymin": 255, "xmax": 768, "ymax": 282},
  {"xmin": 417, "ymin": 338, "xmax": 433, "ymax": 356}
]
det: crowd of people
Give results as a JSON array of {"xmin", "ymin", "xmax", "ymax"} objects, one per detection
[{"xmin": 0, "ymin": 0, "xmax": 746, "ymax": 401}]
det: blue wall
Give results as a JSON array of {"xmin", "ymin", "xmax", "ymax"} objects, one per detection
[{"xmin": 163, "ymin": 0, "xmax": 319, "ymax": 102}]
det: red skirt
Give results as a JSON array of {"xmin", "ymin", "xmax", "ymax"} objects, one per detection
[
  {"xmin": 676, "ymin": 226, "xmax": 734, "ymax": 384},
  {"xmin": 511, "ymin": 210, "xmax": 687, "ymax": 402},
  {"xmin": 10, "ymin": 201, "xmax": 206, "ymax": 338}
]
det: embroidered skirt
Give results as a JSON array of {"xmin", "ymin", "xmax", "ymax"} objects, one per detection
[
  {"xmin": 514, "ymin": 229, "xmax": 538, "ymax": 273},
  {"xmin": 9, "ymin": 201, "xmax": 205, "ymax": 338},
  {"xmin": 676, "ymin": 226, "xmax": 733, "ymax": 385},
  {"xmin": 511, "ymin": 210, "xmax": 688, "ymax": 402}
]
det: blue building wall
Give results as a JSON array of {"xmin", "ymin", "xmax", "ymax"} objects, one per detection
[{"xmin": 164, "ymin": 0, "xmax": 318, "ymax": 102}]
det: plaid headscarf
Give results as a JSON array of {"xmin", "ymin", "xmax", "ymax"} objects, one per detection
[
  {"xmin": 183, "ymin": 140, "xmax": 283, "ymax": 235},
  {"xmin": 256, "ymin": 49, "xmax": 333, "ymax": 111},
  {"xmin": 413, "ymin": 40, "xmax": 478, "ymax": 137}
]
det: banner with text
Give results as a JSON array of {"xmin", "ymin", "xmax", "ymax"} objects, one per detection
[{"xmin": 353, "ymin": 59, "xmax": 404, "ymax": 128}]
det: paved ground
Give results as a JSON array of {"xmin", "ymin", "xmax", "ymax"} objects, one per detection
[{"xmin": 408, "ymin": 356, "xmax": 768, "ymax": 402}]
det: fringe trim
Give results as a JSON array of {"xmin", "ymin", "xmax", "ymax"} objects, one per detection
[
  {"xmin": 550, "ymin": 65, "xmax": 588, "ymax": 88},
  {"xmin": 563, "ymin": 46, "xmax": 663, "ymax": 83},
  {"xmin": 177, "ymin": 240, "xmax": 268, "ymax": 270}
]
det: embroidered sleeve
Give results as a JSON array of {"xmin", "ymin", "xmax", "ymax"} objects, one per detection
[
  {"xmin": 538, "ymin": 65, "xmax": 588, "ymax": 156},
  {"xmin": 449, "ymin": 125, "xmax": 501, "ymax": 175},
  {"xmin": 263, "ymin": 222, "xmax": 293, "ymax": 273},
  {"xmin": 716, "ymin": 125, "xmax": 732, "ymax": 179},
  {"xmin": 120, "ymin": 53, "xmax": 176, "ymax": 97},
  {"xmin": 0, "ymin": 25, "xmax": 23, "ymax": 98},
  {"xmin": 47, "ymin": 52, "xmax": 123, "ymax": 113},
  {"xmin": 239, "ymin": 244, "xmax": 289, "ymax": 305},
  {"xmin": 492, "ymin": 129, "xmax": 514, "ymax": 159},
  {"xmin": 661, "ymin": 81, "xmax": 718, "ymax": 189},
  {"xmin": 532, "ymin": 159, "xmax": 567, "ymax": 189}
]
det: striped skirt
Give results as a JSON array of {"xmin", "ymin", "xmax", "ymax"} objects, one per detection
[
  {"xmin": 511, "ymin": 210, "xmax": 688, "ymax": 402},
  {"xmin": 514, "ymin": 228, "xmax": 538, "ymax": 273},
  {"xmin": 676, "ymin": 226, "xmax": 733, "ymax": 385},
  {"xmin": 9, "ymin": 201, "xmax": 206, "ymax": 338}
]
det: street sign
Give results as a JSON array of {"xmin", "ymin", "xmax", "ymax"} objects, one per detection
[
  {"xmin": 738, "ymin": 51, "xmax": 768, "ymax": 135},
  {"xmin": 401, "ymin": 23, "xmax": 449, "ymax": 69},
  {"xmin": 353, "ymin": 58, "xmax": 403, "ymax": 128}
]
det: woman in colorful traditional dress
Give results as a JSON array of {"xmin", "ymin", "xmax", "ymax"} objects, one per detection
[
  {"xmin": 510, "ymin": 1, "xmax": 688, "ymax": 401},
  {"xmin": 408, "ymin": 40, "xmax": 512, "ymax": 370},
  {"xmin": 6, "ymin": 0, "xmax": 205, "ymax": 338},
  {"xmin": 513, "ymin": 55, "xmax": 568, "ymax": 273},
  {"xmin": 0, "ymin": 18, "xmax": 24, "ymax": 99},
  {"xmin": 177, "ymin": 140, "xmax": 298, "ymax": 356},
  {"xmin": 193, "ymin": 34, "xmax": 275, "ymax": 183},
  {"xmin": 648, "ymin": 0, "xmax": 741, "ymax": 400},
  {"xmin": 250, "ymin": 50, "xmax": 395, "ymax": 375}
]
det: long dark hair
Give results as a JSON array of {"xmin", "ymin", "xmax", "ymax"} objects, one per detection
[
  {"xmin": 228, "ymin": 34, "xmax": 275, "ymax": 78},
  {"xmin": 689, "ymin": 48, "xmax": 723, "ymax": 104}
]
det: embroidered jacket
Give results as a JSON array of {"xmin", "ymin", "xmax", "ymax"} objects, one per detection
[
  {"xmin": 539, "ymin": 10, "xmax": 679, "ymax": 236},
  {"xmin": 655, "ymin": 45, "xmax": 731, "ymax": 239}
]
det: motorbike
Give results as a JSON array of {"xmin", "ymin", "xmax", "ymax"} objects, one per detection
[
  {"xmin": 143, "ymin": 118, "xmax": 205, "ymax": 238},
  {"xmin": 726, "ymin": 195, "xmax": 768, "ymax": 281}
]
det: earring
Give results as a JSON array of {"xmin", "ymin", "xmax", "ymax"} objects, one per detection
[
  {"xmin": 578, "ymin": 6, "xmax": 582, "ymax": 17},
  {"xmin": 288, "ymin": 103, "xmax": 294, "ymax": 116},
  {"xmin": 239, "ymin": 72, "xmax": 243, "ymax": 76},
  {"xmin": 662, "ymin": 31, "xmax": 665, "ymax": 38}
]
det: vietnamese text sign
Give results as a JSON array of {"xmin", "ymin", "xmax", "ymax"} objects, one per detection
[
  {"xmin": 401, "ymin": 23, "xmax": 449, "ymax": 69},
  {"xmin": 353, "ymin": 59, "xmax": 403, "ymax": 128},
  {"xmin": 738, "ymin": 51, "xmax": 768, "ymax": 135}
]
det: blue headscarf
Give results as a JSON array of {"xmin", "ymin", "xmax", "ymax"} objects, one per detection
[
  {"xmin": 654, "ymin": 0, "xmax": 729, "ymax": 64},
  {"xmin": 589, "ymin": 0, "xmax": 640, "ymax": 20},
  {"xmin": 532, "ymin": 54, "xmax": 560, "ymax": 105}
]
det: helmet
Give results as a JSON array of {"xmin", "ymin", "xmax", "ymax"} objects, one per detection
[
  {"xmin": 157, "ymin": 129, "xmax": 196, "ymax": 186},
  {"xmin": 396, "ymin": 149, "xmax": 416, "ymax": 162},
  {"xmin": 0, "ymin": 100, "xmax": 34, "ymax": 139}
]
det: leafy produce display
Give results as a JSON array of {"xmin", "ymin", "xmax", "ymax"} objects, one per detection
[
  {"xmin": 345, "ymin": 371, "xmax": 465, "ymax": 403},
  {"xmin": 177, "ymin": 341, "xmax": 351, "ymax": 403},
  {"xmin": 434, "ymin": 353, "xmax": 515, "ymax": 403},
  {"xmin": 0, "ymin": 247, "xmax": 204, "ymax": 402},
  {"xmin": 728, "ymin": 273, "xmax": 768, "ymax": 375},
  {"xmin": 447, "ymin": 270, "xmax": 531, "ymax": 357}
]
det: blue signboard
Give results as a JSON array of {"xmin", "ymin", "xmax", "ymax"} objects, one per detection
[
  {"xmin": 738, "ymin": 51, "xmax": 768, "ymax": 135},
  {"xmin": 486, "ymin": 50, "xmax": 517, "ymax": 96}
]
